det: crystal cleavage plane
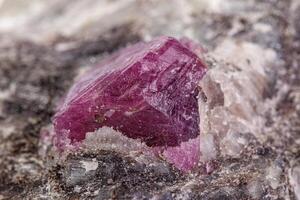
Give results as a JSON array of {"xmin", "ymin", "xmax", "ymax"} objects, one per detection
[{"xmin": 53, "ymin": 36, "xmax": 207, "ymax": 171}]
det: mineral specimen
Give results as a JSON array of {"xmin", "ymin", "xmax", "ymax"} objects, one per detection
[{"xmin": 53, "ymin": 36, "xmax": 206, "ymax": 169}]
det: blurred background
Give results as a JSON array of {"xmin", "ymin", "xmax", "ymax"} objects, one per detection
[{"xmin": 0, "ymin": 0, "xmax": 281, "ymax": 46}]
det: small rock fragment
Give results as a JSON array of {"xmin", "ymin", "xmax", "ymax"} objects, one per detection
[
  {"xmin": 289, "ymin": 166, "xmax": 300, "ymax": 200},
  {"xmin": 266, "ymin": 164, "xmax": 282, "ymax": 190},
  {"xmin": 247, "ymin": 179, "xmax": 264, "ymax": 199}
]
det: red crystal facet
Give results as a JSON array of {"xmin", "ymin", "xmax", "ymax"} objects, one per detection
[{"xmin": 54, "ymin": 36, "xmax": 206, "ymax": 151}]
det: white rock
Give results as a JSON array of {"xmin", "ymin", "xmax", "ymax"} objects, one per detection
[
  {"xmin": 199, "ymin": 39, "xmax": 277, "ymax": 159},
  {"xmin": 247, "ymin": 179, "xmax": 264, "ymax": 199},
  {"xmin": 289, "ymin": 166, "xmax": 300, "ymax": 200},
  {"xmin": 266, "ymin": 164, "xmax": 282, "ymax": 190},
  {"xmin": 80, "ymin": 160, "xmax": 98, "ymax": 172}
]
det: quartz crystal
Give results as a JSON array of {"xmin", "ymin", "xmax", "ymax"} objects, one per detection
[{"xmin": 53, "ymin": 36, "xmax": 206, "ymax": 169}]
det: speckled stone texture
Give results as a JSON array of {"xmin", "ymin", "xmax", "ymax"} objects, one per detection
[{"xmin": 0, "ymin": 0, "xmax": 300, "ymax": 199}]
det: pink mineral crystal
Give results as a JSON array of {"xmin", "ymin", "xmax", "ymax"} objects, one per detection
[{"xmin": 53, "ymin": 36, "xmax": 206, "ymax": 170}]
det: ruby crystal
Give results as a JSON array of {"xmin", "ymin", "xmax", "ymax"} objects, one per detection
[{"xmin": 53, "ymin": 36, "xmax": 206, "ymax": 169}]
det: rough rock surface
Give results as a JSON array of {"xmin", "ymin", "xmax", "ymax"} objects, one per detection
[{"xmin": 0, "ymin": 0, "xmax": 299, "ymax": 199}]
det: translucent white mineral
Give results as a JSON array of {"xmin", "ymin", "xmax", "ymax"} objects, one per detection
[
  {"xmin": 289, "ymin": 166, "xmax": 300, "ymax": 200},
  {"xmin": 198, "ymin": 39, "xmax": 277, "ymax": 160}
]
